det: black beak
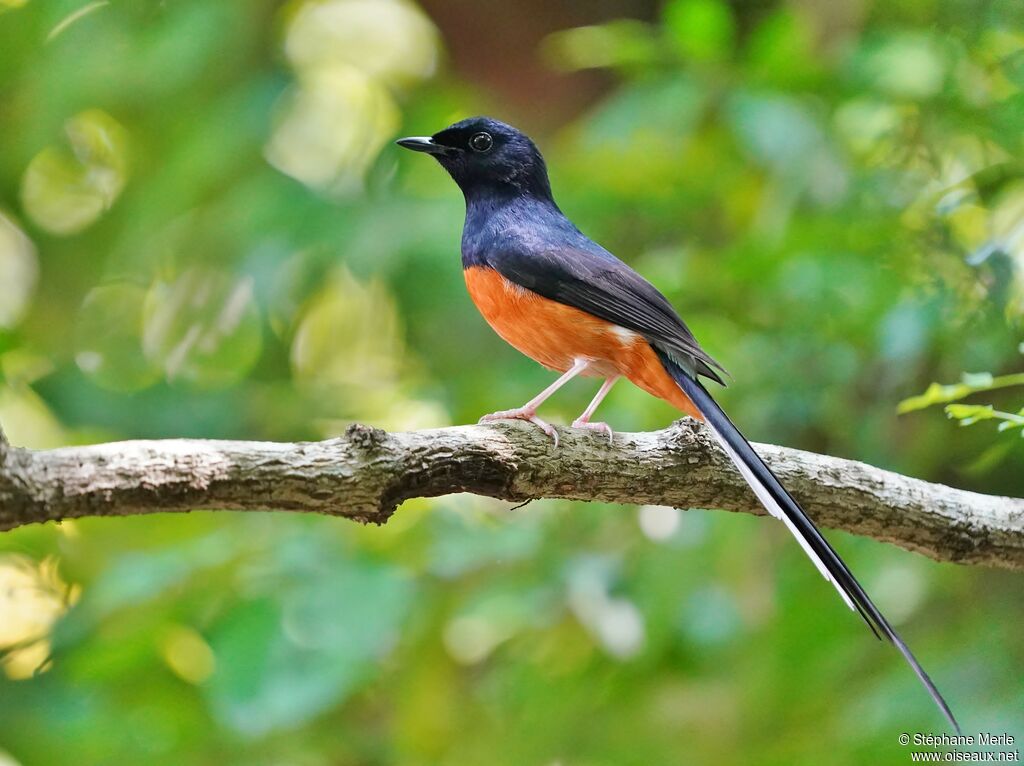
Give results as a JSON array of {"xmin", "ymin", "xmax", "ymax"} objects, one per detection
[{"xmin": 395, "ymin": 136, "xmax": 451, "ymax": 155}]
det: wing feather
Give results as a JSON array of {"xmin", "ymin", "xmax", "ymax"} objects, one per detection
[{"xmin": 489, "ymin": 244, "xmax": 728, "ymax": 384}]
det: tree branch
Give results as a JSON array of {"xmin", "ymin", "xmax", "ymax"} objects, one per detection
[{"xmin": 0, "ymin": 420, "xmax": 1021, "ymax": 569}]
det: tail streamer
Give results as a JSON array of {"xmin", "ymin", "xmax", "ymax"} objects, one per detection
[{"xmin": 661, "ymin": 354, "xmax": 960, "ymax": 733}]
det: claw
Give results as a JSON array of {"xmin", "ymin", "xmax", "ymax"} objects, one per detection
[
  {"xmin": 479, "ymin": 408, "xmax": 560, "ymax": 447},
  {"xmin": 571, "ymin": 419, "xmax": 614, "ymax": 445}
]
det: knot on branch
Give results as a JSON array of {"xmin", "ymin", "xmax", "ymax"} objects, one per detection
[
  {"xmin": 666, "ymin": 417, "xmax": 717, "ymax": 465},
  {"xmin": 345, "ymin": 423, "xmax": 386, "ymax": 452}
]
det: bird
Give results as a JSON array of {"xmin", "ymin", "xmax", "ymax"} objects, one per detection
[{"xmin": 397, "ymin": 116, "xmax": 959, "ymax": 732}]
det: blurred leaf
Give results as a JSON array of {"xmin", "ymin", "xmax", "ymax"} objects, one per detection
[
  {"xmin": 0, "ymin": 555, "xmax": 73, "ymax": 679},
  {"xmin": 206, "ymin": 556, "xmax": 412, "ymax": 737},
  {"xmin": 571, "ymin": 75, "xmax": 707, "ymax": 194},
  {"xmin": 142, "ymin": 269, "xmax": 262, "ymax": 390},
  {"xmin": 663, "ymin": 0, "xmax": 734, "ymax": 63},
  {"xmin": 159, "ymin": 624, "xmax": 216, "ymax": 685},
  {"xmin": 283, "ymin": 0, "xmax": 440, "ymax": 88},
  {"xmin": 46, "ymin": 2, "xmax": 111, "ymax": 43},
  {"xmin": 20, "ymin": 110, "xmax": 129, "ymax": 236},
  {"xmin": 855, "ymin": 32, "xmax": 947, "ymax": 100},
  {"xmin": 54, "ymin": 532, "xmax": 240, "ymax": 649},
  {"xmin": 286, "ymin": 266, "xmax": 448, "ymax": 431},
  {"xmin": 962, "ymin": 161, "xmax": 1024, "ymax": 205},
  {"xmin": 443, "ymin": 579, "xmax": 556, "ymax": 664},
  {"xmin": 0, "ymin": 212, "xmax": 38, "ymax": 330},
  {"xmin": 745, "ymin": 8, "xmax": 818, "ymax": 86},
  {"xmin": 0, "ymin": 383, "xmax": 66, "ymax": 449},
  {"xmin": 428, "ymin": 506, "xmax": 542, "ymax": 578},
  {"xmin": 265, "ymin": 66, "xmax": 401, "ymax": 196},
  {"xmin": 75, "ymin": 283, "xmax": 160, "ymax": 393},
  {"xmin": 727, "ymin": 92, "xmax": 847, "ymax": 206},
  {"xmin": 580, "ymin": 75, "xmax": 705, "ymax": 150},
  {"xmin": 543, "ymin": 20, "xmax": 659, "ymax": 72}
]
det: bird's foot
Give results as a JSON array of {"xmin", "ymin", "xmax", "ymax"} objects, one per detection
[
  {"xmin": 571, "ymin": 418, "xmax": 614, "ymax": 445},
  {"xmin": 479, "ymin": 408, "xmax": 560, "ymax": 447}
]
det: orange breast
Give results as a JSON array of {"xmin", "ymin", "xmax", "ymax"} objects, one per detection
[{"xmin": 464, "ymin": 266, "xmax": 701, "ymax": 419}]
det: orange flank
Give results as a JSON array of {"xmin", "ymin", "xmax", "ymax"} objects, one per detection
[{"xmin": 464, "ymin": 265, "xmax": 702, "ymax": 419}]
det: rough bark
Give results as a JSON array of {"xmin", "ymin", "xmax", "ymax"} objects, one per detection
[{"xmin": 0, "ymin": 420, "xmax": 1021, "ymax": 569}]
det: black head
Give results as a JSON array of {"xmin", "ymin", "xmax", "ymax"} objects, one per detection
[{"xmin": 396, "ymin": 117, "xmax": 552, "ymax": 201}]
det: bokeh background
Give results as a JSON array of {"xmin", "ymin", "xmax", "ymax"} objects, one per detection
[{"xmin": 1, "ymin": 0, "xmax": 1023, "ymax": 763}]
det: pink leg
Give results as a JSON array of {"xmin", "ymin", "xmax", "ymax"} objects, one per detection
[
  {"xmin": 572, "ymin": 376, "xmax": 619, "ymax": 444},
  {"xmin": 479, "ymin": 358, "xmax": 590, "ymax": 447}
]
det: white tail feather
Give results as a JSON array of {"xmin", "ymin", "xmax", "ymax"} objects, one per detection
[{"xmin": 704, "ymin": 419, "xmax": 856, "ymax": 612}]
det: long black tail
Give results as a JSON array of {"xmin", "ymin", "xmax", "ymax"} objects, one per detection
[{"xmin": 662, "ymin": 357, "xmax": 959, "ymax": 733}]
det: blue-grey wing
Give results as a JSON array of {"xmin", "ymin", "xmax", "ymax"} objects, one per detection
[{"xmin": 488, "ymin": 242, "xmax": 727, "ymax": 384}]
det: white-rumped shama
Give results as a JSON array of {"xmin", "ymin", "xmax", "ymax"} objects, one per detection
[{"xmin": 398, "ymin": 116, "xmax": 958, "ymax": 732}]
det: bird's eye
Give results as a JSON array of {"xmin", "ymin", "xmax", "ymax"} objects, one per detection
[{"xmin": 469, "ymin": 132, "xmax": 493, "ymax": 152}]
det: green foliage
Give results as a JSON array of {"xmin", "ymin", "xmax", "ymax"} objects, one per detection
[
  {"xmin": 944, "ymin": 403, "xmax": 1024, "ymax": 434},
  {"xmin": 0, "ymin": 0, "xmax": 1023, "ymax": 764},
  {"xmin": 900, "ymin": 371, "xmax": 1024, "ymax": 436},
  {"xmin": 899, "ymin": 373, "xmax": 1024, "ymax": 413},
  {"xmin": 663, "ymin": 0, "xmax": 735, "ymax": 64},
  {"xmin": 204, "ymin": 545, "xmax": 413, "ymax": 737}
]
